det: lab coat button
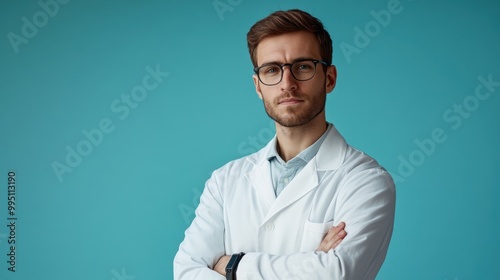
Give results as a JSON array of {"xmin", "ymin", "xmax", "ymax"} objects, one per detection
[{"xmin": 265, "ymin": 223, "xmax": 275, "ymax": 231}]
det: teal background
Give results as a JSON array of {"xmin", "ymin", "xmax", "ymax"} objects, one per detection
[{"xmin": 1, "ymin": 0, "xmax": 499, "ymax": 279}]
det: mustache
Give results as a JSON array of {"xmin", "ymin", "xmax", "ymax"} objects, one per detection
[
  {"xmin": 277, "ymin": 91, "xmax": 304, "ymax": 98},
  {"xmin": 275, "ymin": 92, "xmax": 305, "ymax": 101}
]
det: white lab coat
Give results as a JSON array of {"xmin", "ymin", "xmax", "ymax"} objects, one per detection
[{"xmin": 174, "ymin": 125, "xmax": 395, "ymax": 279}]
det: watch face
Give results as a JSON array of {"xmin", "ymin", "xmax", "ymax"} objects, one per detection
[
  {"xmin": 226, "ymin": 255, "xmax": 237, "ymax": 270},
  {"xmin": 226, "ymin": 253, "xmax": 239, "ymax": 277},
  {"xmin": 225, "ymin": 253, "xmax": 244, "ymax": 279}
]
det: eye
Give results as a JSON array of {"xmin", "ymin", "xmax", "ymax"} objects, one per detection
[
  {"xmin": 296, "ymin": 63, "xmax": 313, "ymax": 71},
  {"xmin": 262, "ymin": 65, "xmax": 280, "ymax": 75}
]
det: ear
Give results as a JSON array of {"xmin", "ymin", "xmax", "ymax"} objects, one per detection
[
  {"xmin": 325, "ymin": 65, "xmax": 337, "ymax": 94},
  {"xmin": 253, "ymin": 74, "xmax": 263, "ymax": 99}
]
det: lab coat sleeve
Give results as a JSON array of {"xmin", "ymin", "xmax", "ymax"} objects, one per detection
[
  {"xmin": 236, "ymin": 168, "xmax": 396, "ymax": 280},
  {"xmin": 173, "ymin": 173, "xmax": 226, "ymax": 280}
]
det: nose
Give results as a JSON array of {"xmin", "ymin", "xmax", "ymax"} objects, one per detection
[{"xmin": 280, "ymin": 66, "xmax": 297, "ymax": 91}]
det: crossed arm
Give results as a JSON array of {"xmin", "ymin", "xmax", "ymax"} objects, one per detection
[
  {"xmin": 213, "ymin": 222, "xmax": 347, "ymax": 276},
  {"xmin": 174, "ymin": 168, "xmax": 395, "ymax": 279}
]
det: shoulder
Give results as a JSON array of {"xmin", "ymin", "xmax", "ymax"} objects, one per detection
[
  {"xmin": 343, "ymin": 146, "xmax": 387, "ymax": 173},
  {"xmin": 318, "ymin": 125, "xmax": 392, "ymax": 186},
  {"xmin": 210, "ymin": 147, "xmax": 265, "ymax": 179},
  {"xmin": 339, "ymin": 145, "xmax": 395, "ymax": 195}
]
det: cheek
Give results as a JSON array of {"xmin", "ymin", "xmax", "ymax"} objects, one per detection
[
  {"xmin": 260, "ymin": 89, "xmax": 279, "ymax": 101},
  {"xmin": 302, "ymin": 82, "xmax": 325, "ymax": 98}
]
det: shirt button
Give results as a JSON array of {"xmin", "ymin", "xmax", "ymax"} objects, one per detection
[
  {"xmin": 283, "ymin": 178, "xmax": 289, "ymax": 184},
  {"xmin": 265, "ymin": 223, "xmax": 275, "ymax": 231}
]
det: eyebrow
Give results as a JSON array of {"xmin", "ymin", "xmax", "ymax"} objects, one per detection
[{"xmin": 259, "ymin": 57, "xmax": 318, "ymax": 66}]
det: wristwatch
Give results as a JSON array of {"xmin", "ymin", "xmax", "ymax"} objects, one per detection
[{"xmin": 225, "ymin": 252, "xmax": 245, "ymax": 280}]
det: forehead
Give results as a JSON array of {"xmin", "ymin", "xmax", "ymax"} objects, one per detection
[{"xmin": 255, "ymin": 31, "xmax": 321, "ymax": 65}]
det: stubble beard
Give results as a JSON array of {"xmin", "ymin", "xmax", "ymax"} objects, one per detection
[{"xmin": 262, "ymin": 90, "xmax": 326, "ymax": 128}]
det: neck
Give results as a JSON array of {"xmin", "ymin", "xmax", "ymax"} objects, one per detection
[{"xmin": 275, "ymin": 113, "xmax": 328, "ymax": 162}]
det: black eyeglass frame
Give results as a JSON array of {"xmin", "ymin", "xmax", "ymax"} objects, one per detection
[{"xmin": 253, "ymin": 59, "xmax": 329, "ymax": 86}]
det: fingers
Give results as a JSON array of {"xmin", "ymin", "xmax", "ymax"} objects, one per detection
[{"xmin": 316, "ymin": 222, "xmax": 347, "ymax": 253}]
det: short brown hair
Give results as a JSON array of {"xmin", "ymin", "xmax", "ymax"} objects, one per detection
[{"xmin": 247, "ymin": 9, "xmax": 333, "ymax": 68}]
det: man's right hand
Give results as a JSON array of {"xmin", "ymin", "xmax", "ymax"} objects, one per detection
[{"xmin": 316, "ymin": 222, "xmax": 347, "ymax": 253}]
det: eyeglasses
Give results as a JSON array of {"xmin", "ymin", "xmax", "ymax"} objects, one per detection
[{"xmin": 254, "ymin": 59, "xmax": 328, "ymax": 86}]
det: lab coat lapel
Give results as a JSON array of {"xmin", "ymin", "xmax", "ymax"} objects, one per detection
[
  {"xmin": 260, "ymin": 124, "xmax": 347, "ymax": 223},
  {"xmin": 247, "ymin": 124, "xmax": 347, "ymax": 224},
  {"xmin": 262, "ymin": 158, "xmax": 319, "ymax": 223},
  {"xmin": 247, "ymin": 156, "xmax": 277, "ymax": 208},
  {"xmin": 315, "ymin": 124, "xmax": 347, "ymax": 171}
]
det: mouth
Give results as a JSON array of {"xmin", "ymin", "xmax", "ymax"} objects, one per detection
[{"xmin": 278, "ymin": 98, "xmax": 303, "ymax": 105}]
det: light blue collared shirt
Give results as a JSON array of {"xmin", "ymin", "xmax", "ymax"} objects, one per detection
[{"xmin": 266, "ymin": 123, "xmax": 332, "ymax": 197}]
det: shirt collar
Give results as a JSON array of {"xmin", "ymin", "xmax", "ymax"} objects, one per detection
[{"xmin": 266, "ymin": 123, "xmax": 333, "ymax": 165}]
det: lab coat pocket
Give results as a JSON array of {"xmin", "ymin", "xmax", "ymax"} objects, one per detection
[{"xmin": 299, "ymin": 220, "xmax": 335, "ymax": 252}]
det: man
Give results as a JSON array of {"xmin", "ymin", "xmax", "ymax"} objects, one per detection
[{"xmin": 174, "ymin": 9, "xmax": 395, "ymax": 280}]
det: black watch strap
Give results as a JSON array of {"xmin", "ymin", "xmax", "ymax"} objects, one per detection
[{"xmin": 225, "ymin": 252, "xmax": 245, "ymax": 280}]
